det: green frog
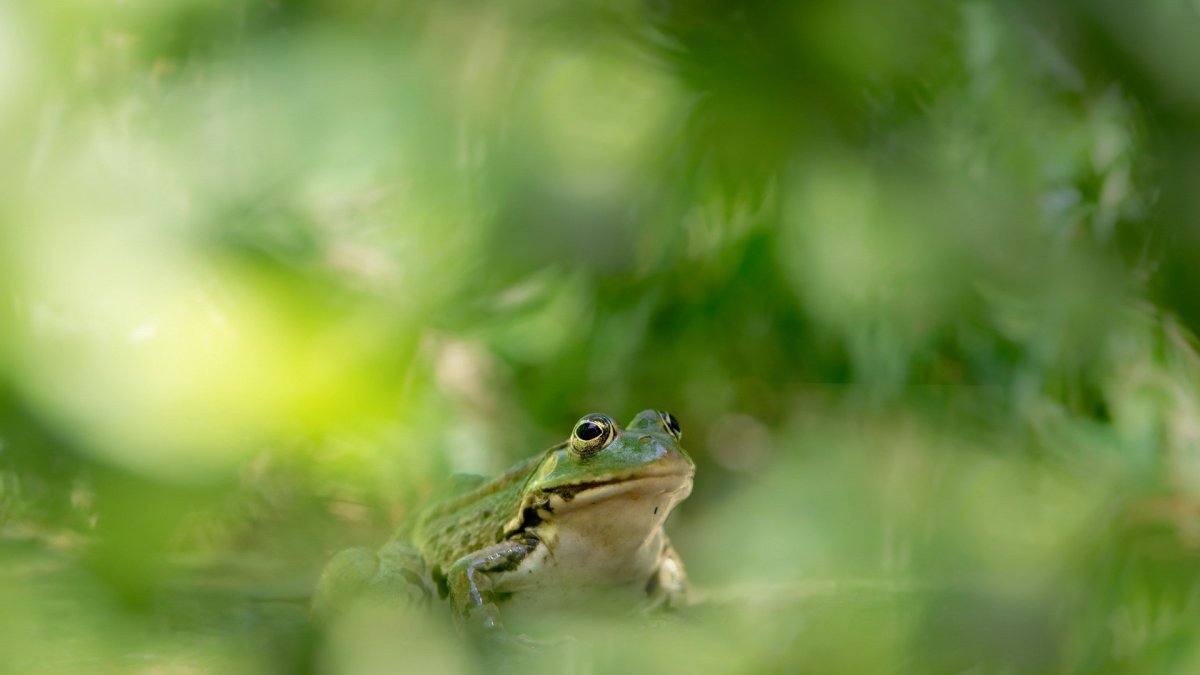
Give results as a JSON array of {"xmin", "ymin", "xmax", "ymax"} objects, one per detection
[{"xmin": 313, "ymin": 410, "xmax": 695, "ymax": 638}]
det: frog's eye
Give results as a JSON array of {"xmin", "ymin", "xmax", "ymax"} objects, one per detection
[
  {"xmin": 657, "ymin": 411, "xmax": 682, "ymax": 441},
  {"xmin": 570, "ymin": 414, "xmax": 616, "ymax": 458}
]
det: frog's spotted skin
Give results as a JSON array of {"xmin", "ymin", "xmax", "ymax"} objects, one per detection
[{"xmin": 313, "ymin": 410, "xmax": 695, "ymax": 637}]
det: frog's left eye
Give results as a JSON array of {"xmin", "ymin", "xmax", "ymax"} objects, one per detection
[
  {"xmin": 570, "ymin": 414, "xmax": 616, "ymax": 458},
  {"xmin": 657, "ymin": 411, "xmax": 682, "ymax": 441}
]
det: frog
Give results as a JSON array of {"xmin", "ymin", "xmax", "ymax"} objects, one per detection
[{"xmin": 312, "ymin": 409, "xmax": 695, "ymax": 639}]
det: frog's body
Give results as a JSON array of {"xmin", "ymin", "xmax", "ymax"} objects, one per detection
[{"xmin": 313, "ymin": 410, "xmax": 694, "ymax": 636}]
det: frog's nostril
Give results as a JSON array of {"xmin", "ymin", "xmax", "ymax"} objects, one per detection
[{"xmin": 639, "ymin": 435, "xmax": 652, "ymax": 445}]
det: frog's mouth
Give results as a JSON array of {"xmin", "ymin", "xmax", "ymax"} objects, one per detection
[
  {"xmin": 504, "ymin": 468, "xmax": 692, "ymax": 536},
  {"xmin": 546, "ymin": 469, "xmax": 693, "ymax": 506}
]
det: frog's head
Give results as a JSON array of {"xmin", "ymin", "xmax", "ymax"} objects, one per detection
[{"xmin": 524, "ymin": 410, "xmax": 695, "ymax": 506}]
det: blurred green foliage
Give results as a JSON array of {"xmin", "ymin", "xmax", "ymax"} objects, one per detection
[{"xmin": 3, "ymin": 0, "xmax": 1200, "ymax": 672}]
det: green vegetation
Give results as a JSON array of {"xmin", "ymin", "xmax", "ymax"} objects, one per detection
[{"xmin": 3, "ymin": 1, "xmax": 1200, "ymax": 672}]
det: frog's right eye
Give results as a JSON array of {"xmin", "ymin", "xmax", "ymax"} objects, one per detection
[
  {"xmin": 657, "ymin": 410, "xmax": 682, "ymax": 441},
  {"xmin": 570, "ymin": 414, "xmax": 616, "ymax": 458}
]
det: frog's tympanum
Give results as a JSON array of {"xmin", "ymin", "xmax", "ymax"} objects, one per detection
[{"xmin": 313, "ymin": 410, "xmax": 695, "ymax": 638}]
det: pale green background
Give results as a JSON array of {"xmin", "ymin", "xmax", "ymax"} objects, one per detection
[{"xmin": 2, "ymin": 1, "xmax": 1200, "ymax": 673}]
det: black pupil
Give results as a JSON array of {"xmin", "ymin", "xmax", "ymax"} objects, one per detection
[
  {"xmin": 576, "ymin": 422, "xmax": 603, "ymax": 441},
  {"xmin": 666, "ymin": 413, "xmax": 680, "ymax": 434}
]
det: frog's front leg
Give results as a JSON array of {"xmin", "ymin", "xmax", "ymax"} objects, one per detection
[
  {"xmin": 645, "ymin": 538, "xmax": 689, "ymax": 611},
  {"xmin": 312, "ymin": 538, "xmax": 432, "ymax": 619},
  {"xmin": 446, "ymin": 534, "xmax": 539, "ymax": 636}
]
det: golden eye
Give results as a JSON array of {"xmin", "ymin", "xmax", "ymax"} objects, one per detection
[
  {"xmin": 570, "ymin": 415, "xmax": 615, "ymax": 457},
  {"xmin": 658, "ymin": 411, "xmax": 682, "ymax": 441}
]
